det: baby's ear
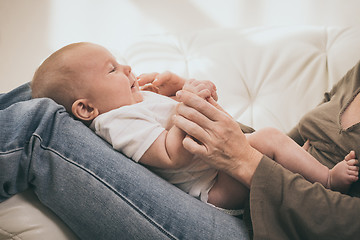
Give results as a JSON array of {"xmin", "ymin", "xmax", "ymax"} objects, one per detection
[{"xmin": 72, "ymin": 99, "xmax": 99, "ymax": 122}]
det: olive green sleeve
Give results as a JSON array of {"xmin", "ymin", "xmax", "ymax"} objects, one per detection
[
  {"xmin": 249, "ymin": 156, "xmax": 360, "ymax": 240},
  {"xmin": 237, "ymin": 122, "xmax": 255, "ymax": 134}
]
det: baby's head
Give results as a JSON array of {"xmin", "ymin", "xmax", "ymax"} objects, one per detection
[{"xmin": 31, "ymin": 42, "xmax": 143, "ymax": 124}]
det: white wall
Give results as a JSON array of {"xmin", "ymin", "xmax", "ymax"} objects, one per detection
[{"xmin": 1, "ymin": 0, "xmax": 360, "ymax": 92}]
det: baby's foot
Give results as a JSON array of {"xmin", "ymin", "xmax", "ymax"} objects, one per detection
[{"xmin": 328, "ymin": 150, "xmax": 359, "ymax": 193}]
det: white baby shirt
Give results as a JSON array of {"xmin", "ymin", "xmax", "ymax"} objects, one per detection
[{"xmin": 91, "ymin": 91, "xmax": 218, "ymax": 202}]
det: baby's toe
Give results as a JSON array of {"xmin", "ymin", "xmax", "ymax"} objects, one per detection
[
  {"xmin": 346, "ymin": 159, "xmax": 359, "ymax": 167},
  {"xmin": 345, "ymin": 151, "xmax": 356, "ymax": 161}
]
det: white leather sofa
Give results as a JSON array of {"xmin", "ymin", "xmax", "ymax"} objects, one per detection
[{"xmin": 2, "ymin": 26, "xmax": 360, "ymax": 239}]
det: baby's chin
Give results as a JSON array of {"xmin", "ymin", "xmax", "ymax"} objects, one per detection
[{"xmin": 134, "ymin": 92, "xmax": 144, "ymax": 103}]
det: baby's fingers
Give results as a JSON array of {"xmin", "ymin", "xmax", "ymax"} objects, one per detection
[
  {"xmin": 141, "ymin": 84, "xmax": 159, "ymax": 93},
  {"xmin": 198, "ymin": 89, "xmax": 212, "ymax": 99},
  {"xmin": 137, "ymin": 72, "xmax": 159, "ymax": 86},
  {"xmin": 152, "ymin": 71, "xmax": 173, "ymax": 87},
  {"xmin": 203, "ymin": 80, "xmax": 218, "ymax": 101}
]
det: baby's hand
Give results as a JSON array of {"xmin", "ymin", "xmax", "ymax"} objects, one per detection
[
  {"xmin": 137, "ymin": 71, "xmax": 186, "ymax": 97},
  {"xmin": 182, "ymin": 79, "xmax": 218, "ymax": 101}
]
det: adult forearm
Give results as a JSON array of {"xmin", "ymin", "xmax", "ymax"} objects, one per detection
[{"xmin": 229, "ymin": 148, "xmax": 263, "ymax": 188}]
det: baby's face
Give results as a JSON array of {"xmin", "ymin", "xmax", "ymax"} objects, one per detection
[{"xmin": 69, "ymin": 43, "xmax": 143, "ymax": 114}]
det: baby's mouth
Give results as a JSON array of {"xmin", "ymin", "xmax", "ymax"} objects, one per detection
[
  {"xmin": 130, "ymin": 81, "xmax": 136, "ymax": 91},
  {"xmin": 130, "ymin": 73, "xmax": 137, "ymax": 89}
]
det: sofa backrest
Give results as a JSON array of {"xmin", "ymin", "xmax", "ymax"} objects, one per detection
[{"xmin": 119, "ymin": 26, "xmax": 360, "ymax": 132}]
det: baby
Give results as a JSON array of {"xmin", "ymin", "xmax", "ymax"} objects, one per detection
[{"xmin": 31, "ymin": 42, "xmax": 359, "ymax": 213}]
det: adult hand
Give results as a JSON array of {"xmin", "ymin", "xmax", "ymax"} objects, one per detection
[{"xmin": 173, "ymin": 90, "xmax": 263, "ymax": 187}]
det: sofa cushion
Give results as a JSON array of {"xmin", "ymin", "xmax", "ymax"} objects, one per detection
[{"xmin": 0, "ymin": 190, "xmax": 78, "ymax": 239}]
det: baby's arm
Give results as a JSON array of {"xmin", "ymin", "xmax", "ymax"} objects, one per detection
[
  {"xmin": 138, "ymin": 71, "xmax": 218, "ymax": 101},
  {"xmin": 138, "ymin": 73, "xmax": 219, "ymax": 169},
  {"xmin": 138, "ymin": 71, "xmax": 186, "ymax": 98},
  {"xmin": 139, "ymin": 125, "xmax": 194, "ymax": 169}
]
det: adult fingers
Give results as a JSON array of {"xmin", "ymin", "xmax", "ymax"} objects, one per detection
[
  {"xmin": 182, "ymin": 135, "xmax": 208, "ymax": 156},
  {"xmin": 176, "ymin": 90, "xmax": 228, "ymax": 122},
  {"xmin": 207, "ymin": 97, "xmax": 231, "ymax": 116},
  {"xmin": 173, "ymin": 109, "xmax": 211, "ymax": 144}
]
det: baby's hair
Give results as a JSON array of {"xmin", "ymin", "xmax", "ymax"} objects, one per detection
[{"xmin": 31, "ymin": 42, "xmax": 90, "ymax": 113}]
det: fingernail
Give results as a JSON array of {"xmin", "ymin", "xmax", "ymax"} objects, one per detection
[{"xmin": 176, "ymin": 90, "xmax": 182, "ymax": 98}]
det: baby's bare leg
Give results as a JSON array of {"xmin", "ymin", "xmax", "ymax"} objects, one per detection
[
  {"xmin": 247, "ymin": 128, "xmax": 359, "ymax": 193},
  {"xmin": 247, "ymin": 128, "xmax": 329, "ymax": 187},
  {"xmin": 207, "ymin": 171, "xmax": 248, "ymax": 210}
]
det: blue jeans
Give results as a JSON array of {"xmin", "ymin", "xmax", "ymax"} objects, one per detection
[{"xmin": 0, "ymin": 83, "xmax": 249, "ymax": 240}]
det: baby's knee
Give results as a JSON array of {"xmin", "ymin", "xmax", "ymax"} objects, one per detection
[
  {"xmin": 247, "ymin": 127, "xmax": 277, "ymax": 146},
  {"xmin": 252, "ymin": 127, "xmax": 286, "ymax": 146},
  {"xmin": 257, "ymin": 127, "xmax": 283, "ymax": 138}
]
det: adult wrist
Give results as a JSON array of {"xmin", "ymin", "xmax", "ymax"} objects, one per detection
[{"xmin": 230, "ymin": 148, "xmax": 263, "ymax": 188}]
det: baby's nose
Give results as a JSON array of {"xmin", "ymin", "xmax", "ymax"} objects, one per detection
[{"xmin": 123, "ymin": 65, "xmax": 132, "ymax": 75}]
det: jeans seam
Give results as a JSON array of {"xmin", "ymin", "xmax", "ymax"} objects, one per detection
[
  {"xmin": 0, "ymin": 148, "xmax": 24, "ymax": 155},
  {"xmin": 32, "ymin": 133, "xmax": 176, "ymax": 240}
]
